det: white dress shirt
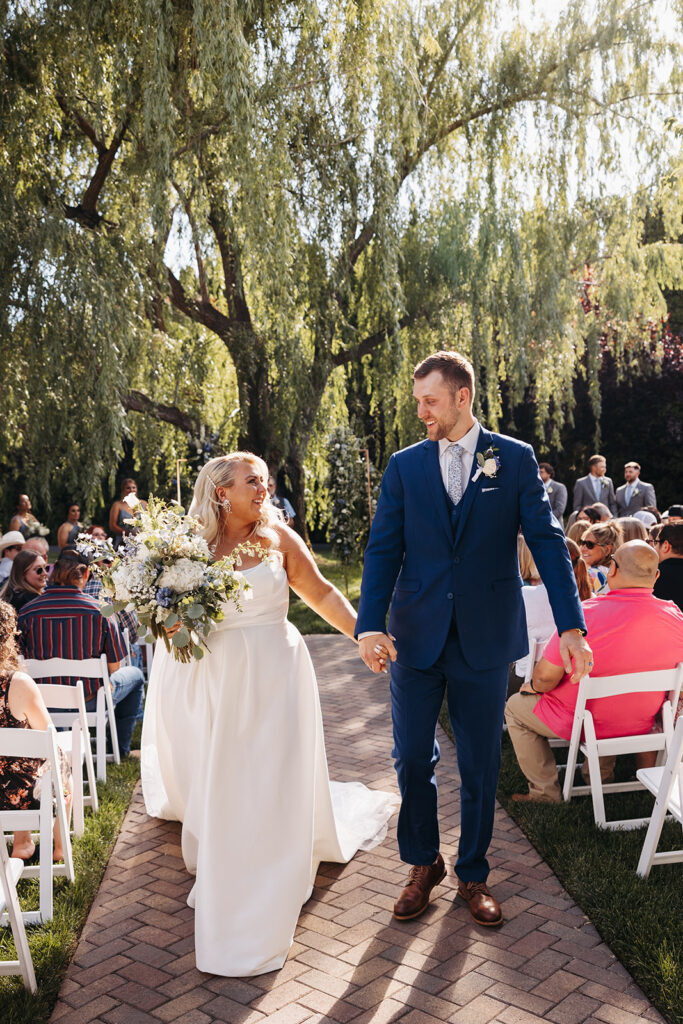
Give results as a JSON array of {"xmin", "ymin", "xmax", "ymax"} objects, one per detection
[
  {"xmin": 359, "ymin": 419, "xmax": 482, "ymax": 640},
  {"xmin": 437, "ymin": 419, "xmax": 480, "ymax": 493}
]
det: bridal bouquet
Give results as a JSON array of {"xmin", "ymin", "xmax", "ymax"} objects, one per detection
[
  {"xmin": 24, "ymin": 519, "xmax": 50, "ymax": 539},
  {"xmin": 88, "ymin": 496, "xmax": 257, "ymax": 663}
]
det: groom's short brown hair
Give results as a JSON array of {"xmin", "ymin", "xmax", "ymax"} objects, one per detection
[{"xmin": 413, "ymin": 350, "xmax": 475, "ymax": 401}]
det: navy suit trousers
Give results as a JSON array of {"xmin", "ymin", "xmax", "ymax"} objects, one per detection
[{"xmin": 390, "ymin": 619, "xmax": 509, "ymax": 882}]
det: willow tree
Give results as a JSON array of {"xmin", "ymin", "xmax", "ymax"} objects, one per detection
[{"xmin": 1, "ymin": 0, "xmax": 681, "ymax": 527}]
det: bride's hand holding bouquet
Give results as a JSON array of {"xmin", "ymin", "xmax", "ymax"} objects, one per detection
[{"xmin": 83, "ymin": 496, "xmax": 262, "ymax": 663}]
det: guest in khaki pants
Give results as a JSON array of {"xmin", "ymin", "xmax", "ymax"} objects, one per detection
[{"xmin": 505, "ymin": 541, "xmax": 683, "ymax": 804}]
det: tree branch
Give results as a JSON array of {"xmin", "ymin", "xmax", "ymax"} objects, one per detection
[
  {"xmin": 54, "ymin": 92, "xmax": 107, "ymax": 155},
  {"xmin": 172, "ymin": 180, "xmax": 210, "ymax": 304},
  {"xmin": 166, "ymin": 265, "xmax": 232, "ymax": 337},
  {"xmin": 122, "ymin": 389, "xmax": 200, "ymax": 434},
  {"xmin": 331, "ymin": 314, "xmax": 413, "ymax": 366}
]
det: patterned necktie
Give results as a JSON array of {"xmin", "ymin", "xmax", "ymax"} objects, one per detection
[{"xmin": 447, "ymin": 443, "xmax": 464, "ymax": 505}]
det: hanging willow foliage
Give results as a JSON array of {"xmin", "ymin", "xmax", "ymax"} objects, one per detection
[{"xmin": 1, "ymin": 0, "xmax": 681, "ymax": 528}]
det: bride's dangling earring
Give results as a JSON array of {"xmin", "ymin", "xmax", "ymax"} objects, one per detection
[{"xmin": 221, "ymin": 498, "xmax": 232, "ymax": 514}]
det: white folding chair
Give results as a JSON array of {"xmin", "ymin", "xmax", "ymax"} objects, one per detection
[
  {"xmin": 121, "ymin": 627, "xmax": 132, "ymax": 668},
  {"xmin": 143, "ymin": 641, "xmax": 155, "ymax": 682},
  {"xmin": 636, "ymin": 716, "xmax": 683, "ymax": 877},
  {"xmin": 33, "ymin": 681, "xmax": 98, "ymax": 835},
  {"xmin": 563, "ymin": 664, "xmax": 683, "ymax": 830},
  {"xmin": 23, "ymin": 656, "xmax": 120, "ymax": 782},
  {"xmin": 0, "ymin": 725, "xmax": 74, "ymax": 923},
  {"xmin": 0, "ymin": 821, "xmax": 37, "ymax": 993}
]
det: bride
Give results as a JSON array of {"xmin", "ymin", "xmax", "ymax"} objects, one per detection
[{"xmin": 141, "ymin": 452, "xmax": 398, "ymax": 977}]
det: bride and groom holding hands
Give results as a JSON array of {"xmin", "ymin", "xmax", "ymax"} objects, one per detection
[{"xmin": 141, "ymin": 348, "xmax": 592, "ymax": 977}]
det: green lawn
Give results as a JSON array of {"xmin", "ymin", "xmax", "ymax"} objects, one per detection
[
  {"xmin": 439, "ymin": 702, "xmax": 683, "ymax": 1024},
  {"xmin": 0, "ymin": 757, "xmax": 140, "ymax": 1024}
]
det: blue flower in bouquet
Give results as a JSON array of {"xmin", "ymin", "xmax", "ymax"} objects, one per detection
[{"xmin": 156, "ymin": 587, "xmax": 174, "ymax": 608}]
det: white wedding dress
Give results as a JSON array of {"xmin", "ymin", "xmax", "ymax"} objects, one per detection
[{"xmin": 141, "ymin": 559, "xmax": 398, "ymax": 977}]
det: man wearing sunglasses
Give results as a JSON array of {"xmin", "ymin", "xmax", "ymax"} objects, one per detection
[
  {"xmin": 505, "ymin": 540, "xmax": 683, "ymax": 803},
  {"xmin": 0, "ymin": 531, "xmax": 26, "ymax": 584}
]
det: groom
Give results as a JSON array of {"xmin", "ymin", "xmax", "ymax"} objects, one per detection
[{"xmin": 356, "ymin": 351, "xmax": 591, "ymax": 926}]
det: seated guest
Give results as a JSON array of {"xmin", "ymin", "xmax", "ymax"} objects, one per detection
[
  {"xmin": 589, "ymin": 502, "xmax": 613, "ymax": 522},
  {"xmin": 633, "ymin": 510, "xmax": 657, "ymax": 530},
  {"xmin": 17, "ymin": 550, "xmax": 145, "ymax": 757},
  {"xmin": 666, "ymin": 505, "xmax": 683, "ymax": 523},
  {"xmin": 0, "ymin": 532, "xmax": 25, "ymax": 585},
  {"xmin": 641, "ymin": 505, "xmax": 662, "ymax": 523},
  {"xmin": 577, "ymin": 506, "xmax": 602, "ymax": 525},
  {"xmin": 517, "ymin": 535, "xmax": 541, "ymax": 585},
  {"xmin": 580, "ymin": 521, "xmax": 623, "ymax": 594},
  {"xmin": 0, "ymin": 549, "xmax": 49, "ymax": 611},
  {"xmin": 505, "ymin": 541, "xmax": 683, "ymax": 803},
  {"xmin": 653, "ymin": 523, "xmax": 683, "ymax": 612},
  {"xmin": 0, "ymin": 601, "xmax": 72, "ymax": 861},
  {"xmin": 23, "ymin": 535, "xmax": 52, "ymax": 579},
  {"xmin": 615, "ymin": 516, "xmax": 648, "ymax": 543},
  {"xmin": 57, "ymin": 503, "xmax": 83, "ymax": 549},
  {"xmin": 514, "ymin": 539, "xmax": 591, "ymax": 685},
  {"xmin": 566, "ymin": 520, "xmax": 588, "ymax": 545}
]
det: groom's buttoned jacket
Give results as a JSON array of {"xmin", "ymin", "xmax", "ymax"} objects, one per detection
[{"xmin": 356, "ymin": 428, "xmax": 585, "ymax": 670}]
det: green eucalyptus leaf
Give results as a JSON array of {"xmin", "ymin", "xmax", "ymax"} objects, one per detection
[{"xmin": 172, "ymin": 627, "xmax": 190, "ymax": 648}]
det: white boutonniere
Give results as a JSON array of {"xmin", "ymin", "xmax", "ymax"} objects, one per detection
[
  {"xmin": 472, "ymin": 446, "xmax": 501, "ymax": 483},
  {"xmin": 547, "ymin": 485, "xmax": 553, "ymax": 494}
]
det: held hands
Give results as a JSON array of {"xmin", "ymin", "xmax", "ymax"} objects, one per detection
[
  {"xmin": 559, "ymin": 630, "xmax": 594, "ymax": 683},
  {"xmin": 359, "ymin": 634, "xmax": 397, "ymax": 674}
]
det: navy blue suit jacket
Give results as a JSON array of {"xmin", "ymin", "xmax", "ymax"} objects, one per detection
[{"xmin": 356, "ymin": 427, "xmax": 586, "ymax": 671}]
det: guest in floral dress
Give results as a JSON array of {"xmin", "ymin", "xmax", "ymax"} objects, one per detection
[{"xmin": 0, "ymin": 600, "xmax": 72, "ymax": 861}]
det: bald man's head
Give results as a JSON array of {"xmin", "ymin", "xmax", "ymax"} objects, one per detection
[{"xmin": 608, "ymin": 540, "xmax": 660, "ymax": 590}]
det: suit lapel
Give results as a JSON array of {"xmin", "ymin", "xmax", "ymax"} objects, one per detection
[
  {"xmin": 421, "ymin": 441, "xmax": 453, "ymax": 542},
  {"xmin": 453, "ymin": 426, "xmax": 492, "ymax": 549}
]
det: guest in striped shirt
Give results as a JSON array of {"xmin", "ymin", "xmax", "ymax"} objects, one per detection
[{"xmin": 17, "ymin": 550, "xmax": 145, "ymax": 756}]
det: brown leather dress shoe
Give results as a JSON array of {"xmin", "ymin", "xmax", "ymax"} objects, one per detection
[
  {"xmin": 457, "ymin": 880, "xmax": 503, "ymax": 926},
  {"xmin": 393, "ymin": 853, "xmax": 446, "ymax": 920}
]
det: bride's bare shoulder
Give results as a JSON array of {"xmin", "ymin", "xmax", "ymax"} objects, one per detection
[{"xmin": 273, "ymin": 524, "xmax": 308, "ymax": 559}]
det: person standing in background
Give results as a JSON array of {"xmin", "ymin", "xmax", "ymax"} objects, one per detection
[
  {"xmin": 572, "ymin": 455, "xmax": 617, "ymax": 516},
  {"xmin": 615, "ymin": 462, "xmax": 656, "ymax": 516},
  {"xmin": 538, "ymin": 463, "xmax": 567, "ymax": 523}
]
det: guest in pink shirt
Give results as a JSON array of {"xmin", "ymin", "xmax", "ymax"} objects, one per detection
[{"xmin": 505, "ymin": 541, "xmax": 683, "ymax": 803}]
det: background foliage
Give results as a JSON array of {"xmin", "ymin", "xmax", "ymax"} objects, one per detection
[{"xmin": 1, "ymin": 0, "xmax": 682, "ymax": 537}]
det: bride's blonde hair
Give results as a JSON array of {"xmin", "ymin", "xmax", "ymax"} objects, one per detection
[{"xmin": 189, "ymin": 452, "xmax": 283, "ymax": 549}]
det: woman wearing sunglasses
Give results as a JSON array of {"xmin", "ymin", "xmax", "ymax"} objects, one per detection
[
  {"xmin": 580, "ymin": 521, "xmax": 623, "ymax": 595},
  {"xmin": 0, "ymin": 549, "xmax": 50, "ymax": 612}
]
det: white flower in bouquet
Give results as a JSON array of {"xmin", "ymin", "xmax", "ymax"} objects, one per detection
[
  {"xmin": 90, "ymin": 495, "xmax": 264, "ymax": 663},
  {"xmin": 157, "ymin": 558, "xmax": 206, "ymax": 593}
]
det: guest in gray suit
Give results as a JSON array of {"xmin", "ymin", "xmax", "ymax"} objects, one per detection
[
  {"xmin": 539, "ymin": 463, "xmax": 567, "ymax": 523},
  {"xmin": 615, "ymin": 462, "xmax": 657, "ymax": 516},
  {"xmin": 572, "ymin": 454, "xmax": 617, "ymax": 516}
]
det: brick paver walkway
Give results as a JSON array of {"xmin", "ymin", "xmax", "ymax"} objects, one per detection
[{"xmin": 50, "ymin": 636, "xmax": 665, "ymax": 1024}]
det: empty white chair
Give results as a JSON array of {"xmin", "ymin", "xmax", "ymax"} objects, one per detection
[
  {"xmin": 0, "ymin": 821, "xmax": 37, "ymax": 993},
  {"xmin": 23, "ymin": 656, "xmax": 120, "ymax": 782},
  {"xmin": 563, "ymin": 664, "xmax": 683, "ymax": 830},
  {"xmin": 33, "ymin": 680, "xmax": 98, "ymax": 835},
  {"xmin": 0, "ymin": 725, "xmax": 74, "ymax": 923},
  {"xmin": 636, "ymin": 716, "xmax": 683, "ymax": 877}
]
